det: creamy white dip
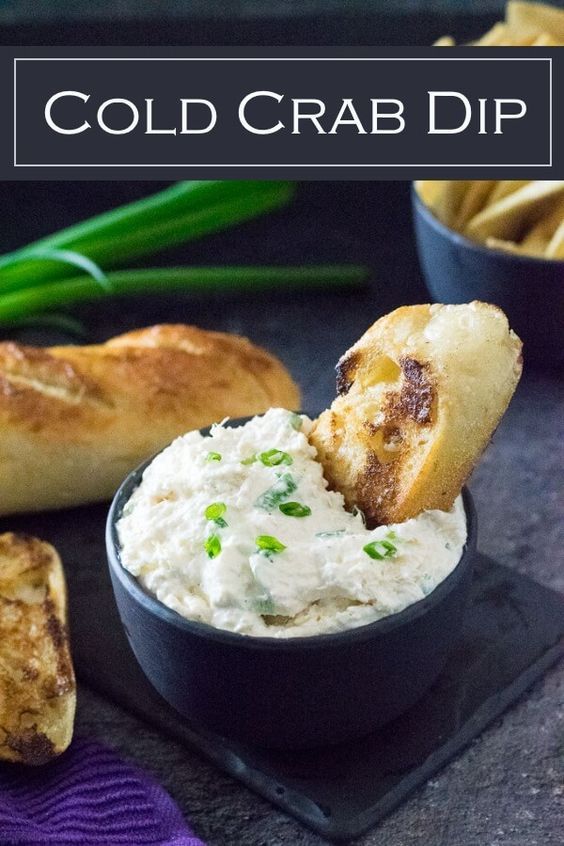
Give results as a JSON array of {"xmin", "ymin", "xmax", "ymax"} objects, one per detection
[{"xmin": 118, "ymin": 408, "xmax": 467, "ymax": 638}]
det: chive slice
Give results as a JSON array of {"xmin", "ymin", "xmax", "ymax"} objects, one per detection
[
  {"xmin": 316, "ymin": 529, "xmax": 346, "ymax": 538},
  {"xmin": 241, "ymin": 454, "xmax": 257, "ymax": 465},
  {"xmin": 206, "ymin": 451, "xmax": 222, "ymax": 462},
  {"xmin": 258, "ymin": 449, "xmax": 293, "ymax": 467},
  {"xmin": 205, "ymin": 502, "xmax": 226, "ymax": 520},
  {"xmin": 254, "ymin": 597, "xmax": 276, "ymax": 615},
  {"xmin": 204, "ymin": 534, "xmax": 222, "ymax": 559},
  {"xmin": 363, "ymin": 539, "xmax": 398, "ymax": 560},
  {"xmin": 256, "ymin": 535, "xmax": 286, "ymax": 554},
  {"xmin": 289, "ymin": 412, "xmax": 303, "ymax": 431},
  {"xmin": 255, "ymin": 473, "xmax": 297, "ymax": 511},
  {"xmin": 204, "ymin": 502, "xmax": 227, "ymax": 527},
  {"xmin": 279, "ymin": 501, "xmax": 311, "ymax": 518}
]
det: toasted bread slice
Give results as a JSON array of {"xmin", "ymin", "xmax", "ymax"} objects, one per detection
[
  {"xmin": 310, "ymin": 302, "xmax": 522, "ymax": 526},
  {"xmin": 0, "ymin": 533, "xmax": 75, "ymax": 764}
]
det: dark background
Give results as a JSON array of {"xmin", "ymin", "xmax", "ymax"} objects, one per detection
[
  {"xmin": 0, "ymin": 7, "xmax": 511, "ymax": 48},
  {"xmin": 0, "ymin": 1, "xmax": 560, "ymax": 50}
]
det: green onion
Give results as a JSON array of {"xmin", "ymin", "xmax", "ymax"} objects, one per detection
[
  {"xmin": 204, "ymin": 502, "xmax": 226, "ymax": 520},
  {"xmin": 316, "ymin": 529, "xmax": 346, "ymax": 538},
  {"xmin": 279, "ymin": 502, "xmax": 311, "ymax": 518},
  {"xmin": 0, "ymin": 181, "xmax": 295, "ymax": 292},
  {"xmin": 204, "ymin": 502, "xmax": 227, "ymax": 527},
  {"xmin": 289, "ymin": 413, "xmax": 303, "ymax": 431},
  {"xmin": 256, "ymin": 535, "xmax": 286, "ymax": 554},
  {"xmin": 0, "ymin": 265, "xmax": 368, "ymax": 323},
  {"xmin": 255, "ymin": 473, "xmax": 297, "ymax": 511},
  {"xmin": 0, "ymin": 248, "xmax": 111, "ymax": 291},
  {"xmin": 206, "ymin": 451, "xmax": 222, "ymax": 462},
  {"xmin": 258, "ymin": 449, "xmax": 293, "ymax": 467},
  {"xmin": 241, "ymin": 454, "xmax": 257, "ymax": 466},
  {"xmin": 254, "ymin": 596, "xmax": 276, "ymax": 615},
  {"xmin": 204, "ymin": 534, "xmax": 222, "ymax": 559},
  {"xmin": 0, "ymin": 179, "xmax": 370, "ymax": 323},
  {"xmin": 363, "ymin": 538, "xmax": 398, "ymax": 560}
]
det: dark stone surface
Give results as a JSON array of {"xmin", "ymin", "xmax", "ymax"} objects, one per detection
[{"xmin": 0, "ymin": 180, "xmax": 562, "ymax": 843}]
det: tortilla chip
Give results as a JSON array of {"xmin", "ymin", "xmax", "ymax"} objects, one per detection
[
  {"xmin": 415, "ymin": 181, "xmax": 470, "ymax": 227},
  {"xmin": 473, "ymin": 22, "xmax": 511, "ymax": 45},
  {"xmin": 488, "ymin": 181, "xmax": 531, "ymax": 204},
  {"xmin": 507, "ymin": 1, "xmax": 564, "ymax": 42},
  {"xmin": 521, "ymin": 226, "xmax": 552, "ymax": 255},
  {"xmin": 530, "ymin": 32, "xmax": 561, "ymax": 44},
  {"xmin": 545, "ymin": 220, "xmax": 564, "ymax": 258},
  {"xmin": 415, "ymin": 180, "xmax": 443, "ymax": 208},
  {"xmin": 520, "ymin": 198, "xmax": 564, "ymax": 254},
  {"xmin": 465, "ymin": 181, "xmax": 564, "ymax": 243},
  {"xmin": 438, "ymin": 2, "xmax": 564, "ymax": 47},
  {"xmin": 486, "ymin": 237, "xmax": 525, "ymax": 254},
  {"xmin": 454, "ymin": 182, "xmax": 497, "ymax": 229}
]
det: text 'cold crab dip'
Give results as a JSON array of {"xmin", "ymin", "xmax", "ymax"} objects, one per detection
[{"xmin": 117, "ymin": 408, "xmax": 467, "ymax": 638}]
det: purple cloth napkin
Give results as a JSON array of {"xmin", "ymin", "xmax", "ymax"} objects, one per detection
[{"xmin": 0, "ymin": 738, "xmax": 205, "ymax": 846}]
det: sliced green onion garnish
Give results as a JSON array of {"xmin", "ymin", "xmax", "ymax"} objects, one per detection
[
  {"xmin": 254, "ymin": 596, "xmax": 276, "ymax": 615},
  {"xmin": 289, "ymin": 412, "xmax": 303, "ymax": 431},
  {"xmin": 363, "ymin": 539, "xmax": 398, "ymax": 560},
  {"xmin": 204, "ymin": 534, "xmax": 222, "ymax": 559},
  {"xmin": 279, "ymin": 501, "xmax": 311, "ymax": 518},
  {"xmin": 258, "ymin": 449, "xmax": 293, "ymax": 467},
  {"xmin": 206, "ymin": 451, "xmax": 222, "ymax": 462},
  {"xmin": 241, "ymin": 454, "xmax": 257, "ymax": 465},
  {"xmin": 316, "ymin": 529, "xmax": 346, "ymax": 538},
  {"xmin": 205, "ymin": 502, "xmax": 226, "ymax": 520},
  {"xmin": 256, "ymin": 535, "xmax": 286, "ymax": 554},
  {"xmin": 255, "ymin": 473, "xmax": 297, "ymax": 511},
  {"xmin": 204, "ymin": 502, "xmax": 227, "ymax": 527}
]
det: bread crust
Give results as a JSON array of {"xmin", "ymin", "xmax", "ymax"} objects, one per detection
[
  {"xmin": 0, "ymin": 324, "xmax": 300, "ymax": 514},
  {"xmin": 0, "ymin": 533, "xmax": 75, "ymax": 764},
  {"xmin": 310, "ymin": 302, "xmax": 522, "ymax": 526}
]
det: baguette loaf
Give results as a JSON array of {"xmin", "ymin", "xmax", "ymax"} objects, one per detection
[
  {"xmin": 310, "ymin": 302, "xmax": 522, "ymax": 526},
  {"xmin": 0, "ymin": 324, "xmax": 300, "ymax": 514},
  {"xmin": 0, "ymin": 533, "xmax": 75, "ymax": 764}
]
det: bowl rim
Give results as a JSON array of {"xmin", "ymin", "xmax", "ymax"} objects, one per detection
[
  {"xmin": 106, "ymin": 414, "xmax": 477, "ymax": 651},
  {"xmin": 411, "ymin": 184, "xmax": 564, "ymax": 268}
]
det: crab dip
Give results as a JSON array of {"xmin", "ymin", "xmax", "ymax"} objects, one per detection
[{"xmin": 117, "ymin": 408, "xmax": 467, "ymax": 638}]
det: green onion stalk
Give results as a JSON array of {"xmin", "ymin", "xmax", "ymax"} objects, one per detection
[{"xmin": 0, "ymin": 180, "xmax": 369, "ymax": 324}]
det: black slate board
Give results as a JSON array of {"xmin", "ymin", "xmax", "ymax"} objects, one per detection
[{"xmin": 2, "ymin": 503, "xmax": 563, "ymax": 842}]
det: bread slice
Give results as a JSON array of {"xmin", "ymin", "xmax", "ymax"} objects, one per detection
[
  {"xmin": 0, "ymin": 323, "xmax": 300, "ymax": 515},
  {"xmin": 0, "ymin": 533, "xmax": 75, "ymax": 764},
  {"xmin": 310, "ymin": 302, "xmax": 522, "ymax": 526}
]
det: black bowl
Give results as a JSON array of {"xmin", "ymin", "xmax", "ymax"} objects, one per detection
[
  {"xmin": 106, "ymin": 418, "xmax": 477, "ymax": 749},
  {"xmin": 412, "ymin": 187, "xmax": 564, "ymax": 367}
]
